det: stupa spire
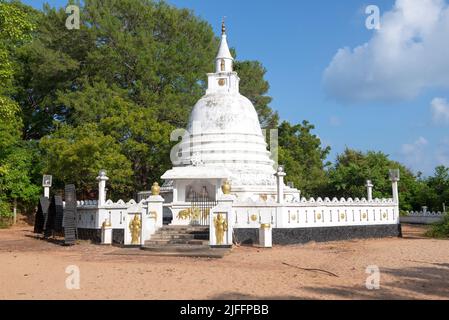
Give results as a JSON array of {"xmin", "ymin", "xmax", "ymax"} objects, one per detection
[
  {"xmin": 206, "ymin": 19, "xmax": 240, "ymax": 95},
  {"xmin": 216, "ymin": 18, "xmax": 233, "ymax": 73},
  {"xmin": 221, "ymin": 17, "xmax": 226, "ymax": 35}
]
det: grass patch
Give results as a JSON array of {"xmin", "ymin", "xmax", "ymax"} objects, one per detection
[{"xmin": 425, "ymin": 214, "xmax": 449, "ymax": 238}]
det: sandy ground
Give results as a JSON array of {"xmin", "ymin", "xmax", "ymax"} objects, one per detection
[{"xmin": 1, "ymin": 223, "xmax": 448, "ymax": 300}]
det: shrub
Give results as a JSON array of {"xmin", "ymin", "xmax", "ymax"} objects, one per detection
[
  {"xmin": 426, "ymin": 214, "xmax": 449, "ymax": 238},
  {"xmin": 0, "ymin": 200, "xmax": 12, "ymax": 228}
]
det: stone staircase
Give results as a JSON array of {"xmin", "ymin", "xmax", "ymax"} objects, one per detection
[
  {"xmin": 141, "ymin": 226, "xmax": 229, "ymax": 258},
  {"xmin": 145, "ymin": 225, "xmax": 209, "ymax": 246}
]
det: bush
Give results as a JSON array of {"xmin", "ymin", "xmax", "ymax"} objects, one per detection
[
  {"xmin": 0, "ymin": 200, "xmax": 11, "ymax": 218},
  {"xmin": 426, "ymin": 214, "xmax": 449, "ymax": 238},
  {"xmin": 0, "ymin": 200, "xmax": 12, "ymax": 228}
]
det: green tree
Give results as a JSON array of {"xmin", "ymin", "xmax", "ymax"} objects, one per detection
[
  {"xmin": 325, "ymin": 149, "xmax": 424, "ymax": 212},
  {"xmin": 40, "ymin": 124, "xmax": 133, "ymax": 199},
  {"xmin": 12, "ymin": 0, "xmax": 280, "ymax": 197},
  {"xmin": 425, "ymin": 166, "xmax": 449, "ymax": 212},
  {"xmin": 278, "ymin": 120, "xmax": 331, "ymax": 197},
  {"xmin": 0, "ymin": 0, "xmax": 35, "ymax": 120},
  {"xmin": 0, "ymin": 1, "xmax": 38, "ymax": 219}
]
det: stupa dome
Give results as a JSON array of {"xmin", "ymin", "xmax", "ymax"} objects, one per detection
[{"xmin": 175, "ymin": 24, "xmax": 276, "ymax": 186}]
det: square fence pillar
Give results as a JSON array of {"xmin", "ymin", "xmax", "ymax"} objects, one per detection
[
  {"xmin": 101, "ymin": 220, "xmax": 113, "ymax": 245},
  {"xmin": 259, "ymin": 223, "xmax": 272, "ymax": 248}
]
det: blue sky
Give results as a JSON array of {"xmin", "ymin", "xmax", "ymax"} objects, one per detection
[{"xmin": 23, "ymin": 0, "xmax": 449, "ymax": 176}]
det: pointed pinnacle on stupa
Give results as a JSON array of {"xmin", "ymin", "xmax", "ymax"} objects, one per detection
[{"xmin": 221, "ymin": 17, "xmax": 226, "ymax": 35}]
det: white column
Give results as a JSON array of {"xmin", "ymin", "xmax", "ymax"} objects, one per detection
[
  {"xmin": 366, "ymin": 180, "xmax": 374, "ymax": 201},
  {"xmin": 392, "ymin": 180, "xmax": 399, "ymax": 204},
  {"xmin": 275, "ymin": 166, "xmax": 287, "ymax": 204},
  {"xmin": 147, "ymin": 194, "xmax": 164, "ymax": 229},
  {"xmin": 96, "ymin": 170, "xmax": 109, "ymax": 206},
  {"xmin": 101, "ymin": 220, "xmax": 113, "ymax": 245},
  {"xmin": 389, "ymin": 169, "xmax": 400, "ymax": 206},
  {"xmin": 259, "ymin": 224, "xmax": 272, "ymax": 248},
  {"xmin": 44, "ymin": 187, "xmax": 50, "ymax": 198},
  {"xmin": 209, "ymin": 194, "xmax": 235, "ymax": 248}
]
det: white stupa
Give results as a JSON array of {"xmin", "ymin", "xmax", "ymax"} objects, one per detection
[{"xmin": 161, "ymin": 22, "xmax": 300, "ymax": 203}]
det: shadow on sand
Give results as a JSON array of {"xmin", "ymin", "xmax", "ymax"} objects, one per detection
[{"xmin": 209, "ymin": 264, "xmax": 449, "ymax": 300}]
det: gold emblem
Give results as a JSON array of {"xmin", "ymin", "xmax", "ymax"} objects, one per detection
[
  {"xmin": 291, "ymin": 213, "xmax": 296, "ymax": 221},
  {"xmin": 317, "ymin": 213, "xmax": 322, "ymax": 220},
  {"xmin": 177, "ymin": 208, "xmax": 191, "ymax": 220},
  {"xmin": 250, "ymin": 214, "xmax": 258, "ymax": 222},
  {"xmin": 341, "ymin": 213, "xmax": 346, "ymax": 220},
  {"xmin": 362, "ymin": 212, "xmax": 367, "ymax": 219},
  {"xmin": 383, "ymin": 212, "xmax": 387, "ymax": 219},
  {"xmin": 259, "ymin": 194, "xmax": 268, "ymax": 201},
  {"xmin": 129, "ymin": 215, "xmax": 141, "ymax": 245},
  {"xmin": 218, "ymin": 78, "xmax": 226, "ymax": 86},
  {"xmin": 214, "ymin": 213, "xmax": 228, "ymax": 245}
]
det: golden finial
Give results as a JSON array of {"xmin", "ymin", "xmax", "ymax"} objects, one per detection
[{"xmin": 221, "ymin": 17, "xmax": 226, "ymax": 35}]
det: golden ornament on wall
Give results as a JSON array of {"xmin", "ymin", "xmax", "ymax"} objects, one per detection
[
  {"xmin": 177, "ymin": 208, "xmax": 191, "ymax": 220},
  {"xmin": 362, "ymin": 212, "xmax": 367, "ymax": 219},
  {"xmin": 191, "ymin": 207, "xmax": 201, "ymax": 220},
  {"xmin": 129, "ymin": 214, "xmax": 141, "ymax": 245},
  {"xmin": 101, "ymin": 219, "xmax": 111, "ymax": 229},
  {"xmin": 260, "ymin": 223, "xmax": 271, "ymax": 229},
  {"xmin": 221, "ymin": 180, "xmax": 231, "ymax": 194},
  {"xmin": 151, "ymin": 182, "xmax": 160, "ymax": 196},
  {"xmin": 317, "ymin": 213, "xmax": 322, "ymax": 220},
  {"xmin": 149, "ymin": 211, "xmax": 158, "ymax": 220},
  {"xmin": 341, "ymin": 213, "xmax": 346, "ymax": 220},
  {"xmin": 383, "ymin": 212, "xmax": 387, "ymax": 219},
  {"xmin": 218, "ymin": 78, "xmax": 226, "ymax": 86},
  {"xmin": 250, "ymin": 214, "xmax": 258, "ymax": 222}
]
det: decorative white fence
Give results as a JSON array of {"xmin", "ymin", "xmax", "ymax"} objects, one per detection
[
  {"xmin": 400, "ymin": 210, "xmax": 446, "ymax": 224},
  {"xmin": 232, "ymin": 197, "xmax": 398, "ymax": 229},
  {"xmin": 406, "ymin": 210, "xmax": 444, "ymax": 216}
]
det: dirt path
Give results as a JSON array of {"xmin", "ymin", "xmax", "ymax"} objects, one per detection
[{"xmin": 1, "ymin": 224, "xmax": 448, "ymax": 300}]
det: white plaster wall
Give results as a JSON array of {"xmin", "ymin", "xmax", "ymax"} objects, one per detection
[{"xmin": 231, "ymin": 201, "xmax": 398, "ymax": 229}]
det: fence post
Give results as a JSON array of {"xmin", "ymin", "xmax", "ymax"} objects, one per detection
[{"xmin": 13, "ymin": 199, "xmax": 17, "ymax": 225}]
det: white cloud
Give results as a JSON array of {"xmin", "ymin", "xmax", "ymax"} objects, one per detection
[
  {"xmin": 431, "ymin": 97, "xmax": 449, "ymax": 124},
  {"xmin": 436, "ymin": 137, "xmax": 449, "ymax": 166},
  {"xmin": 323, "ymin": 0, "xmax": 449, "ymax": 103},
  {"xmin": 400, "ymin": 136, "xmax": 430, "ymax": 172}
]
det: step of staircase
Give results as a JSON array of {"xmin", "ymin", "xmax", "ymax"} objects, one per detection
[{"xmin": 140, "ymin": 225, "xmax": 231, "ymax": 257}]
